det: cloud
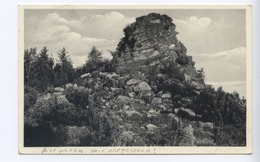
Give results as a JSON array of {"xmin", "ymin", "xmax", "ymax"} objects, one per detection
[
  {"xmin": 68, "ymin": 11, "xmax": 135, "ymax": 40},
  {"xmin": 173, "ymin": 16, "xmax": 244, "ymax": 54},
  {"xmin": 191, "ymin": 47, "xmax": 246, "ymax": 97},
  {"xmin": 25, "ymin": 12, "xmax": 128, "ymax": 67},
  {"xmin": 193, "ymin": 47, "xmax": 246, "ymax": 83}
]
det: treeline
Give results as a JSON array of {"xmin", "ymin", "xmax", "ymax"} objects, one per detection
[{"xmin": 24, "ymin": 46, "xmax": 116, "ymax": 92}]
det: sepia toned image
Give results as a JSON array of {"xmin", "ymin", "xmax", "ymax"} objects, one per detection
[{"xmin": 18, "ymin": 5, "xmax": 252, "ymax": 154}]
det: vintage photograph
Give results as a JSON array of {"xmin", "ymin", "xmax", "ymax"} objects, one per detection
[{"xmin": 18, "ymin": 5, "xmax": 252, "ymax": 154}]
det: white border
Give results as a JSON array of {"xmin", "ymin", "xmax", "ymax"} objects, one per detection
[{"xmin": 0, "ymin": 0, "xmax": 258, "ymax": 161}]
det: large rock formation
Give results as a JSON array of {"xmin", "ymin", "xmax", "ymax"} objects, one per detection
[{"xmin": 115, "ymin": 13, "xmax": 205, "ymax": 93}]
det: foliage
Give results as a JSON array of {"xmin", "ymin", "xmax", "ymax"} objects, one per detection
[
  {"xmin": 64, "ymin": 86, "xmax": 89, "ymax": 109},
  {"xmin": 24, "ymin": 47, "xmax": 55, "ymax": 92},
  {"xmin": 82, "ymin": 47, "xmax": 117, "ymax": 74},
  {"xmin": 24, "ymin": 86, "xmax": 38, "ymax": 111},
  {"xmin": 54, "ymin": 47, "xmax": 76, "ymax": 87}
]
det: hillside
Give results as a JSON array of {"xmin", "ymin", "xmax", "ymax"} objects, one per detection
[{"xmin": 24, "ymin": 13, "xmax": 246, "ymax": 147}]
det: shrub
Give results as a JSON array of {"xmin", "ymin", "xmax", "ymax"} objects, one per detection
[
  {"xmin": 64, "ymin": 86, "xmax": 89, "ymax": 109},
  {"xmin": 24, "ymin": 86, "xmax": 38, "ymax": 111}
]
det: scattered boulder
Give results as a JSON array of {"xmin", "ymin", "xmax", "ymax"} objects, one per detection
[
  {"xmin": 161, "ymin": 93, "xmax": 171, "ymax": 99},
  {"xmin": 54, "ymin": 87, "xmax": 64, "ymax": 92},
  {"xmin": 146, "ymin": 124, "xmax": 157, "ymax": 132},
  {"xmin": 126, "ymin": 78, "xmax": 141, "ymax": 86},
  {"xmin": 81, "ymin": 73, "xmax": 91, "ymax": 78},
  {"xmin": 133, "ymin": 81, "xmax": 152, "ymax": 92},
  {"xmin": 65, "ymin": 83, "xmax": 73, "ymax": 88},
  {"xmin": 147, "ymin": 108, "xmax": 160, "ymax": 118},
  {"xmin": 56, "ymin": 95, "xmax": 69, "ymax": 105},
  {"xmin": 175, "ymin": 108, "xmax": 196, "ymax": 119},
  {"xmin": 168, "ymin": 113, "xmax": 180, "ymax": 123},
  {"xmin": 116, "ymin": 95, "xmax": 131, "ymax": 105},
  {"xmin": 151, "ymin": 97, "xmax": 162, "ymax": 105},
  {"xmin": 125, "ymin": 109, "xmax": 142, "ymax": 117}
]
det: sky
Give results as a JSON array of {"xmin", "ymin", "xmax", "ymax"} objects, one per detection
[{"xmin": 24, "ymin": 9, "xmax": 247, "ymax": 97}]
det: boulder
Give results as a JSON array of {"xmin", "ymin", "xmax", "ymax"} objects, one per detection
[
  {"xmin": 168, "ymin": 113, "xmax": 180, "ymax": 123},
  {"xmin": 116, "ymin": 95, "xmax": 131, "ymax": 105},
  {"xmin": 149, "ymin": 18, "xmax": 161, "ymax": 24},
  {"xmin": 146, "ymin": 124, "xmax": 157, "ymax": 132},
  {"xmin": 147, "ymin": 108, "xmax": 160, "ymax": 118},
  {"xmin": 65, "ymin": 83, "xmax": 73, "ymax": 88},
  {"xmin": 54, "ymin": 87, "xmax": 64, "ymax": 92},
  {"xmin": 125, "ymin": 109, "xmax": 142, "ymax": 117},
  {"xmin": 126, "ymin": 79, "xmax": 141, "ymax": 86},
  {"xmin": 175, "ymin": 108, "xmax": 196, "ymax": 118},
  {"xmin": 42, "ymin": 93, "xmax": 51, "ymax": 100},
  {"xmin": 100, "ymin": 72, "xmax": 118, "ymax": 79},
  {"xmin": 184, "ymin": 74, "xmax": 192, "ymax": 81},
  {"xmin": 169, "ymin": 44, "xmax": 176, "ymax": 49},
  {"xmin": 81, "ymin": 73, "xmax": 91, "ymax": 78},
  {"xmin": 133, "ymin": 82, "xmax": 152, "ymax": 92},
  {"xmin": 161, "ymin": 93, "xmax": 171, "ymax": 99},
  {"xmin": 151, "ymin": 97, "xmax": 162, "ymax": 104}
]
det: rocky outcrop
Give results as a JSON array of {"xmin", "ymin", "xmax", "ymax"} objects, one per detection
[{"xmin": 115, "ymin": 13, "xmax": 204, "ymax": 91}]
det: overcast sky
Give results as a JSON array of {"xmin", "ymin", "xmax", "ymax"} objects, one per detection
[{"xmin": 24, "ymin": 9, "xmax": 247, "ymax": 97}]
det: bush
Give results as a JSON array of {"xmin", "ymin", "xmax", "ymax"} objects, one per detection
[
  {"xmin": 24, "ymin": 86, "xmax": 38, "ymax": 111},
  {"xmin": 64, "ymin": 86, "xmax": 89, "ymax": 109}
]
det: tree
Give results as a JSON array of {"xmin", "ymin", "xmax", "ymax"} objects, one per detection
[
  {"xmin": 24, "ymin": 47, "xmax": 37, "ymax": 86},
  {"xmin": 84, "ymin": 46, "xmax": 103, "ymax": 73},
  {"xmin": 24, "ymin": 47, "xmax": 55, "ymax": 92},
  {"xmin": 54, "ymin": 47, "xmax": 75, "ymax": 87}
]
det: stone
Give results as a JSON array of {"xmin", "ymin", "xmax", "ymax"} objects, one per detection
[
  {"xmin": 168, "ymin": 113, "xmax": 179, "ymax": 123},
  {"xmin": 81, "ymin": 73, "xmax": 91, "ymax": 78},
  {"xmin": 125, "ymin": 109, "xmax": 142, "ymax": 117},
  {"xmin": 100, "ymin": 72, "xmax": 118, "ymax": 79},
  {"xmin": 110, "ymin": 87, "xmax": 120, "ymax": 92},
  {"xmin": 151, "ymin": 97, "xmax": 162, "ymax": 104},
  {"xmin": 73, "ymin": 84, "xmax": 78, "ymax": 89},
  {"xmin": 169, "ymin": 44, "xmax": 176, "ymax": 49},
  {"xmin": 116, "ymin": 95, "xmax": 131, "ymax": 105},
  {"xmin": 161, "ymin": 93, "xmax": 171, "ymax": 99},
  {"xmin": 54, "ymin": 92, "xmax": 62, "ymax": 96},
  {"xmin": 126, "ymin": 79, "xmax": 141, "ymax": 86},
  {"xmin": 43, "ymin": 93, "xmax": 51, "ymax": 100},
  {"xmin": 146, "ymin": 124, "xmax": 157, "ymax": 132},
  {"xmin": 128, "ymin": 92, "xmax": 135, "ymax": 98},
  {"xmin": 54, "ymin": 87, "xmax": 64, "ymax": 92},
  {"xmin": 158, "ymin": 105, "xmax": 167, "ymax": 111},
  {"xmin": 134, "ymin": 55, "xmax": 147, "ymax": 61},
  {"xmin": 65, "ymin": 83, "xmax": 73, "ymax": 88},
  {"xmin": 149, "ymin": 19, "xmax": 161, "ymax": 24},
  {"xmin": 150, "ymin": 50, "xmax": 160, "ymax": 58},
  {"xmin": 133, "ymin": 82, "xmax": 152, "ymax": 92},
  {"xmin": 175, "ymin": 108, "xmax": 196, "ymax": 118},
  {"xmin": 184, "ymin": 74, "xmax": 192, "ymax": 81}
]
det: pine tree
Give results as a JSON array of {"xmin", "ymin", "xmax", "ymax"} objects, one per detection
[{"xmin": 54, "ymin": 47, "xmax": 75, "ymax": 87}]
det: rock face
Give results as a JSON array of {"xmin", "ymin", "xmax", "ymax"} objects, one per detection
[
  {"xmin": 70, "ymin": 13, "xmax": 208, "ymax": 142},
  {"xmin": 115, "ymin": 13, "xmax": 204, "ymax": 91}
]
